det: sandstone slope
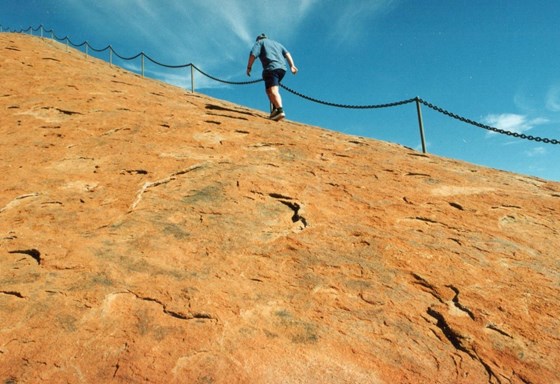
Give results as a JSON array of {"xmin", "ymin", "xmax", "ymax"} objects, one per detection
[{"xmin": 1, "ymin": 33, "xmax": 559, "ymax": 384}]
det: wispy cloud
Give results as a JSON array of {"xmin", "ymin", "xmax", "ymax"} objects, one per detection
[
  {"xmin": 325, "ymin": 1, "xmax": 399, "ymax": 46},
  {"xmin": 191, "ymin": 0, "xmax": 320, "ymax": 46},
  {"xmin": 61, "ymin": 0, "xmax": 320, "ymax": 87},
  {"xmin": 524, "ymin": 146, "xmax": 547, "ymax": 157},
  {"xmin": 482, "ymin": 113, "xmax": 548, "ymax": 135},
  {"xmin": 546, "ymin": 84, "xmax": 560, "ymax": 112},
  {"xmin": 56, "ymin": 0, "xmax": 398, "ymax": 89}
]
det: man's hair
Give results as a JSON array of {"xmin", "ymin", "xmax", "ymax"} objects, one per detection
[{"xmin": 256, "ymin": 33, "xmax": 267, "ymax": 41}]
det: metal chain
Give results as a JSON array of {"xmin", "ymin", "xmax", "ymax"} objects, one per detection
[
  {"xmin": 5, "ymin": 25, "xmax": 559, "ymax": 145},
  {"xmin": 111, "ymin": 50, "xmax": 143, "ymax": 61},
  {"xmin": 66, "ymin": 37, "xmax": 86, "ymax": 48},
  {"xmin": 418, "ymin": 98, "xmax": 560, "ymax": 145},
  {"xmin": 280, "ymin": 83, "xmax": 416, "ymax": 109},
  {"xmin": 85, "ymin": 42, "xmax": 111, "ymax": 53},
  {"xmin": 143, "ymin": 53, "xmax": 191, "ymax": 69},
  {"xmin": 192, "ymin": 65, "xmax": 263, "ymax": 85},
  {"xmin": 52, "ymin": 32, "xmax": 67, "ymax": 41}
]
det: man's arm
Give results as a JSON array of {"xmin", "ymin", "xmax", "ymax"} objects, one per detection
[
  {"xmin": 284, "ymin": 52, "xmax": 298, "ymax": 74},
  {"xmin": 246, "ymin": 54, "xmax": 256, "ymax": 76}
]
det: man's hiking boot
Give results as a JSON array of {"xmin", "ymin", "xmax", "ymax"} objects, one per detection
[{"xmin": 270, "ymin": 108, "xmax": 285, "ymax": 121}]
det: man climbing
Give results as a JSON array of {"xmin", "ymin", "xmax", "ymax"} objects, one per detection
[{"xmin": 246, "ymin": 33, "xmax": 298, "ymax": 121}]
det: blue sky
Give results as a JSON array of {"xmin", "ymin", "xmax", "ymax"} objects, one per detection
[{"xmin": 2, "ymin": 0, "xmax": 559, "ymax": 181}]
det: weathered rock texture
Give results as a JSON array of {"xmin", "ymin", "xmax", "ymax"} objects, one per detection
[{"xmin": 1, "ymin": 33, "xmax": 559, "ymax": 384}]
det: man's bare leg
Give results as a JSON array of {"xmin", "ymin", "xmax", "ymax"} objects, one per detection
[{"xmin": 266, "ymin": 86, "xmax": 282, "ymax": 109}]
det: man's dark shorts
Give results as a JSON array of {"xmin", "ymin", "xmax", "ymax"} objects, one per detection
[{"xmin": 263, "ymin": 69, "xmax": 286, "ymax": 89}]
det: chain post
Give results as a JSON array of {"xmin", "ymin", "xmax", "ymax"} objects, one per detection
[
  {"xmin": 190, "ymin": 65, "xmax": 195, "ymax": 93},
  {"xmin": 109, "ymin": 46, "xmax": 113, "ymax": 66},
  {"xmin": 141, "ymin": 53, "xmax": 145, "ymax": 77},
  {"xmin": 415, "ymin": 97, "xmax": 427, "ymax": 154}
]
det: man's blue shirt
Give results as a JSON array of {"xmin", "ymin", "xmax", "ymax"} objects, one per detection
[{"xmin": 250, "ymin": 39, "xmax": 288, "ymax": 72}]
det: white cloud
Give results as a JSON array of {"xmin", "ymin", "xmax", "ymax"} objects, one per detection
[
  {"xmin": 326, "ymin": 1, "xmax": 399, "ymax": 46},
  {"xmin": 545, "ymin": 85, "xmax": 560, "ymax": 112},
  {"xmin": 483, "ymin": 113, "xmax": 548, "ymax": 135},
  {"xmin": 61, "ymin": 0, "xmax": 321, "ymax": 85},
  {"xmin": 524, "ymin": 147, "xmax": 547, "ymax": 157},
  {"xmin": 298, "ymin": 0, "xmax": 320, "ymax": 15},
  {"xmin": 513, "ymin": 87, "xmax": 537, "ymax": 113},
  {"xmin": 56, "ymin": 0, "xmax": 397, "ymax": 90}
]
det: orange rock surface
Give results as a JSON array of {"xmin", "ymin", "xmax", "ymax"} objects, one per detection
[{"xmin": 1, "ymin": 33, "xmax": 559, "ymax": 383}]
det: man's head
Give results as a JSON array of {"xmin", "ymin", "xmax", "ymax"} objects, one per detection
[{"xmin": 256, "ymin": 33, "xmax": 267, "ymax": 42}]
